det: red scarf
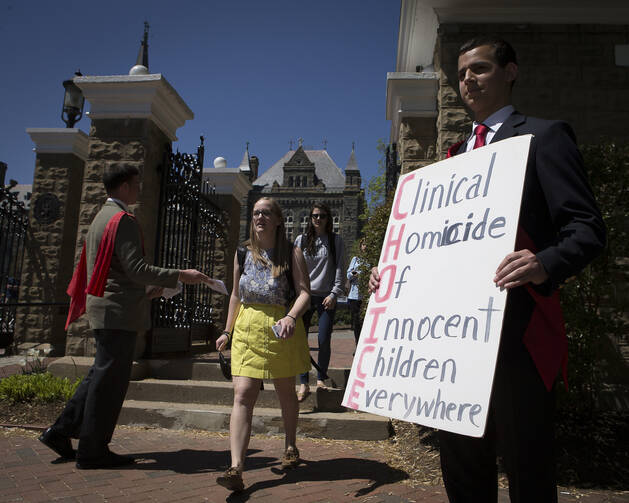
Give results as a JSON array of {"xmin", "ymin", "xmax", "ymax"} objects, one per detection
[
  {"xmin": 447, "ymin": 143, "xmax": 567, "ymax": 391},
  {"xmin": 64, "ymin": 211, "xmax": 128, "ymax": 330}
]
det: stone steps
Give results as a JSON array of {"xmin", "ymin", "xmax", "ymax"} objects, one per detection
[
  {"xmin": 125, "ymin": 378, "xmax": 345, "ymax": 412},
  {"xmin": 48, "ymin": 355, "xmax": 391, "ymax": 440},
  {"xmin": 119, "ymin": 400, "xmax": 390, "ymax": 441}
]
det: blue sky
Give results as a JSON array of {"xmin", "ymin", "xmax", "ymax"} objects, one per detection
[{"xmin": 1, "ymin": 0, "xmax": 400, "ymax": 187}]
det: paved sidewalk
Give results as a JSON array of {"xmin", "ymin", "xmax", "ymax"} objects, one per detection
[{"xmin": 1, "ymin": 426, "xmax": 628, "ymax": 503}]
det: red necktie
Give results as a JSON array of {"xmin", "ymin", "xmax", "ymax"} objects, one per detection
[{"xmin": 473, "ymin": 124, "xmax": 489, "ymax": 149}]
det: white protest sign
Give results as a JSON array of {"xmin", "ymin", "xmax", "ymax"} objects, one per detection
[{"xmin": 342, "ymin": 135, "xmax": 532, "ymax": 437}]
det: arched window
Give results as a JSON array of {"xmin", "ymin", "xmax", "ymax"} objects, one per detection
[
  {"xmin": 300, "ymin": 213, "xmax": 309, "ymax": 234},
  {"xmin": 333, "ymin": 214, "xmax": 340, "ymax": 233},
  {"xmin": 285, "ymin": 212, "xmax": 294, "ymax": 242}
]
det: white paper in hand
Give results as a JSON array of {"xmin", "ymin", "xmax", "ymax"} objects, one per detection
[
  {"xmin": 203, "ymin": 278, "xmax": 229, "ymax": 295},
  {"xmin": 162, "ymin": 281, "xmax": 183, "ymax": 299}
]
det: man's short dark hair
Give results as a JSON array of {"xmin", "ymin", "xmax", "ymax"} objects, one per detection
[
  {"xmin": 103, "ymin": 165, "xmax": 140, "ymax": 193},
  {"xmin": 459, "ymin": 36, "xmax": 518, "ymax": 67}
]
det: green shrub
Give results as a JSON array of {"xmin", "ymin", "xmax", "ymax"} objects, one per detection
[
  {"xmin": 558, "ymin": 141, "xmax": 629, "ymax": 410},
  {"xmin": 0, "ymin": 372, "xmax": 81, "ymax": 404}
]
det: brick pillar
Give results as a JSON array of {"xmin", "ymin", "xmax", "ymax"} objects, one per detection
[
  {"xmin": 14, "ymin": 129, "xmax": 88, "ymax": 355},
  {"xmin": 65, "ymin": 74, "xmax": 193, "ymax": 356}
]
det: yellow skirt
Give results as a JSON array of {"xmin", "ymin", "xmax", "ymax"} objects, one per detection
[{"xmin": 231, "ymin": 303, "xmax": 311, "ymax": 379}]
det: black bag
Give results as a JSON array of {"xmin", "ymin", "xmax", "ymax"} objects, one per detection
[{"xmin": 218, "ymin": 351, "xmax": 232, "ymax": 380}]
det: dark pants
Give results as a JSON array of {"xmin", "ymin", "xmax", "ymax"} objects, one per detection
[
  {"xmin": 438, "ymin": 342, "xmax": 557, "ymax": 503},
  {"xmin": 299, "ymin": 295, "xmax": 335, "ymax": 384},
  {"xmin": 348, "ymin": 299, "xmax": 363, "ymax": 345},
  {"xmin": 51, "ymin": 329, "xmax": 136, "ymax": 460}
]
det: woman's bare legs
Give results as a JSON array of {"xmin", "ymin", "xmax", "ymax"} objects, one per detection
[
  {"xmin": 273, "ymin": 376, "xmax": 299, "ymax": 450},
  {"xmin": 229, "ymin": 376, "xmax": 261, "ymax": 469}
]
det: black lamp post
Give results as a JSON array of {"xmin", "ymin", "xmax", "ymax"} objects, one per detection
[{"xmin": 61, "ymin": 71, "xmax": 85, "ymax": 128}]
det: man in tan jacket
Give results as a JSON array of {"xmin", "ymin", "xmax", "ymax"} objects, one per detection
[{"xmin": 39, "ymin": 164, "xmax": 209, "ymax": 469}]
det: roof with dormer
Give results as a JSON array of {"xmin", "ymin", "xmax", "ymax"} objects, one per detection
[{"xmin": 254, "ymin": 149, "xmax": 346, "ymax": 190}]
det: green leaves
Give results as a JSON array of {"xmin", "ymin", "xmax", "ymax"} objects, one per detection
[{"xmin": 0, "ymin": 373, "xmax": 81, "ymax": 404}]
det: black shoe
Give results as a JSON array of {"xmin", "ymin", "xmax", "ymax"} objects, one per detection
[
  {"xmin": 38, "ymin": 428, "xmax": 75, "ymax": 460},
  {"xmin": 76, "ymin": 450, "xmax": 135, "ymax": 470}
]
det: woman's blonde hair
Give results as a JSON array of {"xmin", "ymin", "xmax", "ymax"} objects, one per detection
[{"xmin": 246, "ymin": 197, "xmax": 291, "ymax": 278}]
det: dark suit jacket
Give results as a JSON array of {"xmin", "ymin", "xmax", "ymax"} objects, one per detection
[
  {"xmin": 455, "ymin": 112, "xmax": 606, "ymax": 360},
  {"xmin": 85, "ymin": 201, "xmax": 180, "ymax": 331}
]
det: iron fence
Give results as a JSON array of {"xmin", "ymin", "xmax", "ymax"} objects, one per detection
[
  {"xmin": 0, "ymin": 187, "xmax": 28, "ymax": 348},
  {"xmin": 150, "ymin": 138, "xmax": 224, "ymax": 352}
]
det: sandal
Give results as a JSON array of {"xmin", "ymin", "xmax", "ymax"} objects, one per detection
[
  {"xmin": 281, "ymin": 446, "xmax": 300, "ymax": 469},
  {"xmin": 217, "ymin": 466, "xmax": 244, "ymax": 492},
  {"xmin": 316, "ymin": 380, "xmax": 329, "ymax": 391},
  {"xmin": 297, "ymin": 388, "xmax": 311, "ymax": 402}
]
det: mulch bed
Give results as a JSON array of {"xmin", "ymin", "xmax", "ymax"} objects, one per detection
[
  {"xmin": 0, "ymin": 400, "xmax": 65, "ymax": 428},
  {"xmin": 386, "ymin": 411, "xmax": 629, "ymax": 490}
]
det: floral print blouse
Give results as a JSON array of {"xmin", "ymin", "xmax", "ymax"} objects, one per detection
[{"xmin": 239, "ymin": 249, "xmax": 289, "ymax": 306}]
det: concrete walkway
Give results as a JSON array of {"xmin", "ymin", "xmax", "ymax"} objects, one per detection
[{"xmin": 1, "ymin": 426, "xmax": 627, "ymax": 503}]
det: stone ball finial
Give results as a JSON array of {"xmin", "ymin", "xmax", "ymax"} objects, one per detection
[
  {"xmin": 213, "ymin": 157, "xmax": 227, "ymax": 169},
  {"xmin": 129, "ymin": 64, "xmax": 149, "ymax": 75}
]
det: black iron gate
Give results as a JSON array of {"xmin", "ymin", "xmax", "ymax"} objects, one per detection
[
  {"xmin": 149, "ymin": 138, "xmax": 224, "ymax": 354},
  {"xmin": 385, "ymin": 143, "xmax": 400, "ymax": 197},
  {"xmin": 0, "ymin": 187, "xmax": 28, "ymax": 349}
]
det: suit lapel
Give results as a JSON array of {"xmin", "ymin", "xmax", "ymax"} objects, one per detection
[
  {"xmin": 490, "ymin": 111, "xmax": 526, "ymax": 144},
  {"xmin": 451, "ymin": 111, "xmax": 527, "ymax": 156}
]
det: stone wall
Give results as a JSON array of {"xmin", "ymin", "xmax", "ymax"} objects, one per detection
[
  {"xmin": 14, "ymin": 153, "xmax": 84, "ymax": 355},
  {"xmin": 399, "ymin": 117, "xmax": 438, "ymax": 174},
  {"xmin": 65, "ymin": 119, "xmax": 170, "ymax": 356},
  {"xmin": 434, "ymin": 24, "xmax": 629, "ymax": 157}
]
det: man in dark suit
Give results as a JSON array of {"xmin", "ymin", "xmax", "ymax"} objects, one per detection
[
  {"xmin": 370, "ymin": 36, "xmax": 605, "ymax": 502},
  {"xmin": 39, "ymin": 165, "xmax": 209, "ymax": 469}
]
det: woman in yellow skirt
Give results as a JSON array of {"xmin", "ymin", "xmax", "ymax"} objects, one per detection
[{"xmin": 215, "ymin": 197, "xmax": 311, "ymax": 492}]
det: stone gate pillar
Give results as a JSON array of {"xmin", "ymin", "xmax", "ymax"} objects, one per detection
[
  {"xmin": 65, "ymin": 74, "xmax": 193, "ymax": 356},
  {"xmin": 14, "ymin": 129, "xmax": 88, "ymax": 355},
  {"xmin": 202, "ymin": 164, "xmax": 252, "ymax": 338}
]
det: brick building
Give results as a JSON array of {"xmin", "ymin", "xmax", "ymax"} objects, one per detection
[{"xmin": 387, "ymin": 0, "xmax": 629, "ymax": 173}]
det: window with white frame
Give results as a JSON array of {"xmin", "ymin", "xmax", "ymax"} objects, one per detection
[
  {"xmin": 300, "ymin": 213, "xmax": 309, "ymax": 235},
  {"xmin": 333, "ymin": 214, "xmax": 340, "ymax": 233},
  {"xmin": 285, "ymin": 212, "xmax": 294, "ymax": 242}
]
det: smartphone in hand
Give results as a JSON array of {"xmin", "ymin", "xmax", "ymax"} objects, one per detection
[{"xmin": 271, "ymin": 324, "xmax": 282, "ymax": 338}]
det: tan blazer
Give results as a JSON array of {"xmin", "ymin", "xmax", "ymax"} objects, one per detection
[{"xmin": 85, "ymin": 201, "xmax": 179, "ymax": 331}]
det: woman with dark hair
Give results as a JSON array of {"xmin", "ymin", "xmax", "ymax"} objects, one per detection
[
  {"xmin": 347, "ymin": 239, "xmax": 367, "ymax": 346},
  {"xmin": 294, "ymin": 202, "xmax": 345, "ymax": 401},
  {"xmin": 215, "ymin": 197, "xmax": 311, "ymax": 492}
]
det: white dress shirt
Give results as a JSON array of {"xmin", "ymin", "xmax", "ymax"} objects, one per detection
[{"xmin": 465, "ymin": 105, "xmax": 515, "ymax": 152}]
